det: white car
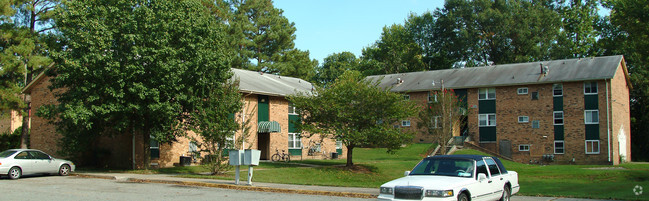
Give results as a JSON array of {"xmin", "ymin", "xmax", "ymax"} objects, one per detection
[
  {"xmin": 378, "ymin": 155, "xmax": 519, "ymax": 201},
  {"xmin": 0, "ymin": 149, "xmax": 76, "ymax": 180}
]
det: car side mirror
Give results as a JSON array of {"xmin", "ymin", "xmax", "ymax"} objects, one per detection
[
  {"xmin": 478, "ymin": 173, "xmax": 487, "ymax": 182},
  {"xmin": 404, "ymin": 171, "xmax": 411, "ymax": 176}
]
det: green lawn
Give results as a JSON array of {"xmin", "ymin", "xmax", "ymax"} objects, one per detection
[{"xmin": 103, "ymin": 144, "xmax": 648, "ymax": 200}]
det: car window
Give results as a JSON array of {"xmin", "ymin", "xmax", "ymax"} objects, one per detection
[
  {"xmin": 410, "ymin": 158, "xmax": 473, "ymax": 178},
  {"xmin": 476, "ymin": 160, "xmax": 489, "ymax": 178},
  {"xmin": 29, "ymin": 151, "xmax": 51, "ymax": 160},
  {"xmin": 485, "ymin": 158, "xmax": 501, "ymax": 176},
  {"xmin": 14, "ymin": 152, "xmax": 32, "ymax": 159},
  {"xmin": 0, "ymin": 150, "xmax": 17, "ymax": 158}
]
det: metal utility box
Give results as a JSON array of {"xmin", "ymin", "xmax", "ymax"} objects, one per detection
[
  {"xmin": 229, "ymin": 150, "xmax": 244, "ymax": 166},
  {"xmin": 243, "ymin": 149, "xmax": 261, "ymax": 166},
  {"xmin": 331, "ymin": 152, "xmax": 338, "ymax": 159},
  {"xmin": 180, "ymin": 156, "xmax": 192, "ymax": 166}
]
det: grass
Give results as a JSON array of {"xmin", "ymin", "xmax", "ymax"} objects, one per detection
[{"xmin": 85, "ymin": 144, "xmax": 649, "ymax": 200}]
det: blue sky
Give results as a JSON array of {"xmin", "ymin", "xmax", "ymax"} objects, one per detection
[{"xmin": 273, "ymin": 0, "xmax": 445, "ymax": 64}]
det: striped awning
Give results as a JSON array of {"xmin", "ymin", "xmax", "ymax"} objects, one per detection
[{"xmin": 258, "ymin": 121, "xmax": 281, "ymax": 133}]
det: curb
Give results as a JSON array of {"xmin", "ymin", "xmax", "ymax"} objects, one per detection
[{"xmin": 72, "ymin": 173, "xmax": 376, "ymax": 199}]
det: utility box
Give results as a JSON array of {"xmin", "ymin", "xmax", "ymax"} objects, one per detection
[
  {"xmin": 243, "ymin": 149, "xmax": 261, "ymax": 166},
  {"xmin": 229, "ymin": 150, "xmax": 244, "ymax": 166},
  {"xmin": 331, "ymin": 152, "xmax": 338, "ymax": 159},
  {"xmin": 180, "ymin": 156, "xmax": 192, "ymax": 166}
]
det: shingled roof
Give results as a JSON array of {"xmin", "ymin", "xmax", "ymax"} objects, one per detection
[
  {"xmin": 232, "ymin": 68, "xmax": 313, "ymax": 97},
  {"xmin": 366, "ymin": 55, "xmax": 629, "ymax": 92}
]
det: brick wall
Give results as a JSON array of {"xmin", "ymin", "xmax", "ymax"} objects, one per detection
[
  {"xmin": 29, "ymin": 77, "xmax": 64, "ymax": 157},
  {"xmin": 609, "ymin": 63, "xmax": 632, "ymax": 164}
]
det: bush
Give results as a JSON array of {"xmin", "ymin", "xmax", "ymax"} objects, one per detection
[{"xmin": 0, "ymin": 127, "xmax": 22, "ymax": 151}]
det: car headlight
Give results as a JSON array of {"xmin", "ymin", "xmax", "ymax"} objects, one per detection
[
  {"xmin": 425, "ymin": 190, "xmax": 454, "ymax": 197},
  {"xmin": 380, "ymin": 187, "xmax": 393, "ymax": 195}
]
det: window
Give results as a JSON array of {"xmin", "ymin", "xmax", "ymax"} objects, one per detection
[
  {"xmin": 288, "ymin": 133, "xmax": 302, "ymax": 149},
  {"xmin": 479, "ymin": 114, "xmax": 496, "ymax": 127},
  {"xmin": 479, "ymin": 88, "xmax": 496, "ymax": 100},
  {"xmin": 519, "ymin": 145, "xmax": 530, "ymax": 152},
  {"xmin": 475, "ymin": 160, "xmax": 489, "ymax": 178},
  {"xmin": 336, "ymin": 140, "xmax": 343, "ymax": 149},
  {"xmin": 531, "ymin": 92, "xmax": 539, "ymax": 100},
  {"xmin": 428, "ymin": 92, "xmax": 438, "ymax": 103},
  {"xmin": 432, "ymin": 116, "xmax": 441, "ymax": 128},
  {"xmin": 401, "ymin": 120, "xmax": 411, "ymax": 127},
  {"xmin": 288, "ymin": 103, "xmax": 297, "ymax": 115},
  {"xmin": 518, "ymin": 116, "xmax": 529, "ymax": 123},
  {"xmin": 553, "ymin": 84, "xmax": 563, "ymax": 96},
  {"xmin": 485, "ymin": 158, "xmax": 501, "ymax": 176},
  {"xmin": 188, "ymin": 141, "xmax": 198, "ymax": 153},
  {"xmin": 585, "ymin": 110, "xmax": 599, "ymax": 124},
  {"xmin": 150, "ymin": 136, "xmax": 160, "ymax": 159},
  {"xmin": 403, "ymin": 94, "xmax": 410, "ymax": 100},
  {"xmin": 532, "ymin": 120, "xmax": 540, "ymax": 128},
  {"xmin": 554, "ymin": 111, "xmax": 564, "ymax": 125},
  {"xmin": 584, "ymin": 82, "xmax": 598, "ymax": 94},
  {"xmin": 585, "ymin": 140, "xmax": 600, "ymax": 154},
  {"xmin": 554, "ymin": 141, "xmax": 565, "ymax": 154},
  {"xmin": 517, "ymin": 88, "xmax": 528, "ymax": 95}
]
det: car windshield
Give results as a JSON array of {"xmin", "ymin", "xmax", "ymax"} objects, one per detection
[
  {"xmin": 0, "ymin": 150, "xmax": 17, "ymax": 158},
  {"xmin": 409, "ymin": 158, "xmax": 474, "ymax": 178}
]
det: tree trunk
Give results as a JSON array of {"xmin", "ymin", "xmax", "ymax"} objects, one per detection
[
  {"xmin": 346, "ymin": 145, "xmax": 354, "ymax": 167},
  {"xmin": 142, "ymin": 131, "xmax": 150, "ymax": 170}
]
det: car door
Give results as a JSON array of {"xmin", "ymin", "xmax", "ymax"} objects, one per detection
[
  {"xmin": 485, "ymin": 158, "xmax": 505, "ymax": 200},
  {"xmin": 12, "ymin": 151, "xmax": 36, "ymax": 175},
  {"xmin": 469, "ymin": 159, "xmax": 497, "ymax": 201},
  {"xmin": 29, "ymin": 151, "xmax": 57, "ymax": 174}
]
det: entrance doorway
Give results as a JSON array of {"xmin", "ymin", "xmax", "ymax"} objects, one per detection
[{"xmin": 258, "ymin": 133, "xmax": 270, "ymax": 160}]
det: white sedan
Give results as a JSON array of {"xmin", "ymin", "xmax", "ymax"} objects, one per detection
[
  {"xmin": 0, "ymin": 149, "xmax": 75, "ymax": 180},
  {"xmin": 378, "ymin": 155, "xmax": 519, "ymax": 201}
]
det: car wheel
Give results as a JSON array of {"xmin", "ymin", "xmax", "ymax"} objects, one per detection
[
  {"xmin": 59, "ymin": 164, "xmax": 71, "ymax": 176},
  {"xmin": 499, "ymin": 186, "xmax": 511, "ymax": 201},
  {"xmin": 8, "ymin": 167, "xmax": 22, "ymax": 180},
  {"xmin": 457, "ymin": 192, "xmax": 469, "ymax": 201}
]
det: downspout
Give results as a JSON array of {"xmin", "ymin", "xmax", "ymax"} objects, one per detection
[
  {"xmin": 606, "ymin": 79, "xmax": 611, "ymax": 163},
  {"xmin": 132, "ymin": 128, "xmax": 136, "ymax": 169}
]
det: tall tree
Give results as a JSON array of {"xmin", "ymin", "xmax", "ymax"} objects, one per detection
[
  {"xmin": 40, "ymin": 0, "xmax": 234, "ymax": 168},
  {"xmin": 404, "ymin": 12, "xmax": 455, "ymax": 70},
  {"xmin": 601, "ymin": 0, "xmax": 649, "ymax": 161},
  {"xmin": 551, "ymin": 0, "xmax": 600, "ymax": 59},
  {"xmin": 288, "ymin": 71, "xmax": 418, "ymax": 167},
  {"xmin": 271, "ymin": 48, "xmax": 318, "ymax": 81},
  {"xmin": 360, "ymin": 24, "xmax": 426, "ymax": 75},
  {"xmin": 315, "ymin": 52, "xmax": 360, "ymax": 87},
  {"xmin": 0, "ymin": 0, "xmax": 58, "ymax": 148}
]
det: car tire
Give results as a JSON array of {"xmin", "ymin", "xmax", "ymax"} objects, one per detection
[
  {"xmin": 8, "ymin": 167, "xmax": 22, "ymax": 180},
  {"xmin": 457, "ymin": 192, "xmax": 469, "ymax": 201},
  {"xmin": 499, "ymin": 186, "xmax": 511, "ymax": 201},
  {"xmin": 59, "ymin": 164, "xmax": 71, "ymax": 176}
]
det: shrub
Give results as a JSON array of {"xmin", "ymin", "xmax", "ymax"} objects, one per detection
[{"xmin": 0, "ymin": 127, "xmax": 22, "ymax": 151}]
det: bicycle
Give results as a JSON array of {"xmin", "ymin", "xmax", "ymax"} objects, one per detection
[{"xmin": 271, "ymin": 148, "xmax": 291, "ymax": 162}]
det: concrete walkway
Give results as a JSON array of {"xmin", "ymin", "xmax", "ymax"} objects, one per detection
[{"xmin": 72, "ymin": 172, "xmax": 618, "ymax": 201}]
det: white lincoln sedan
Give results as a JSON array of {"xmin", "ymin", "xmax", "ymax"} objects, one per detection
[{"xmin": 0, "ymin": 149, "xmax": 75, "ymax": 180}]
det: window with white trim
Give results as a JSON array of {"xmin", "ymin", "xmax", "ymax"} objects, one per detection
[
  {"xmin": 478, "ymin": 114, "xmax": 496, "ymax": 127},
  {"xmin": 432, "ymin": 116, "xmax": 441, "ymax": 128},
  {"xmin": 584, "ymin": 82, "xmax": 598, "ymax": 94},
  {"xmin": 585, "ymin": 140, "xmax": 600, "ymax": 154},
  {"xmin": 401, "ymin": 120, "xmax": 411, "ymax": 127},
  {"xmin": 585, "ymin": 110, "xmax": 599, "ymax": 124},
  {"xmin": 553, "ymin": 84, "xmax": 563, "ymax": 96},
  {"xmin": 403, "ymin": 94, "xmax": 410, "ymax": 100},
  {"xmin": 517, "ymin": 88, "xmax": 528, "ymax": 95},
  {"xmin": 518, "ymin": 116, "xmax": 529, "ymax": 123},
  {"xmin": 519, "ymin": 144, "xmax": 530, "ymax": 152},
  {"xmin": 288, "ymin": 103, "xmax": 297, "ymax": 115},
  {"xmin": 478, "ymin": 88, "xmax": 496, "ymax": 100},
  {"xmin": 553, "ymin": 111, "xmax": 564, "ymax": 125},
  {"xmin": 428, "ymin": 92, "xmax": 438, "ymax": 103},
  {"xmin": 532, "ymin": 120, "xmax": 540, "ymax": 128},
  {"xmin": 554, "ymin": 141, "xmax": 565, "ymax": 154},
  {"xmin": 288, "ymin": 133, "xmax": 301, "ymax": 149},
  {"xmin": 150, "ymin": 135, "xmax": 160, "ymax": 159}
]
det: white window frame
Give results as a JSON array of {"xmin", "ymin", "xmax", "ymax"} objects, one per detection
[
  {"xmin": 554, "ymin": 141, "xmax": 565, "ymax": 154},
  {"xmin": 553, "ymin": 111, "xmax": 564, "ymax": 125},
  {"xmin": 585, "ymin": 140, "xmax": 600, "ymax": 154},
  {"xmin": 432, "ymin": 116, "xmax": 441, "ymax": 128},
  {"xmin": 517, "ymin": 88, "xmax": 528, "ymax": 95},
  {"xmin": 336, "ymin": 140, "xmax": 343, "ymax": 149},
  {"xmin": 288, "ymin": 103, "xmax": 297, "ymax": 115},
  {"xmin": 532, "ymin": 120, "xmax": 540, "ymax": 128},
  {"xmin": 553, "ymin": 83, "xmax": 563, "ymax": 97},
  {"xmin": 403, "ymin": 94, "xmax": 410, "ymax": 100},
  {"xmin": 478, "ymin": 114, "xmax": 496, "ymax": 127},
  {"xmin": 401, "ymin": 120, "xmax": 411, "ymax": 127},
  {"xmin": 519, "ymin": 144, "xmax": 530, "ymax": 152},
  {"xmin": 288, "ymin": 133, "xmax": 302, "ymax": 149},
  {"xmin": 478, "ymin": 88, "xmax": 496, "ymax": 100},
  {"xmin": 428, "ymin": 92, "xmax": 438, "ymax": 103},
  {"xmin": 584, "ymin": 110, "xmax": 599, "ymax": 124},
  {"xmin": 518, "ymin": 116, "xmax": 529, "ymax": 123},
  {"xmin": 584, "ymin": 81, "xmax": 598, "ymax": 95}
]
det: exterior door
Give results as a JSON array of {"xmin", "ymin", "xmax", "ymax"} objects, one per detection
[
  {"xmin": 258, "ymin": 133, "xmax": 270, "ymax": 160},
  {"xmin": 499, "ymin": 140, "xmax": 511, "ymax": 158},
  {"xmin": 13, "ymin": 151, "xmax": 36, "ymax": 175}
]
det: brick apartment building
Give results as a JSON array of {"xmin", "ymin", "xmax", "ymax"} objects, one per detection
[
  {"xmin": 368, "ymin": 55, "xmax": 631, "ymax": 165},
  {"xmin": 22, "ymin": 68, "xmax": 344, "ymax": 168},
  {"xmin": 0, "ymin": 110, "xmax": 22, "ymax": 134}
]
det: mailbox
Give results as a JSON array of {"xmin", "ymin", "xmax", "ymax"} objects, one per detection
[
  {"xmin": 243, "ymin": 149, "xmax": 261, "ymax": 166},
  {"xmin": 229, "ymin": 150, "xmax": 244, "ymax": 165}
]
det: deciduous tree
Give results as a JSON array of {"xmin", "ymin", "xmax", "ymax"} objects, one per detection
[{"xmin": 315, "ymin": 52, "xmax": 360, "ymax": 87}]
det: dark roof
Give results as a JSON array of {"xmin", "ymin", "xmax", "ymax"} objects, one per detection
[{"xmin": 366, "ymin": 55, "xmax": 628, "ymax": 92}]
